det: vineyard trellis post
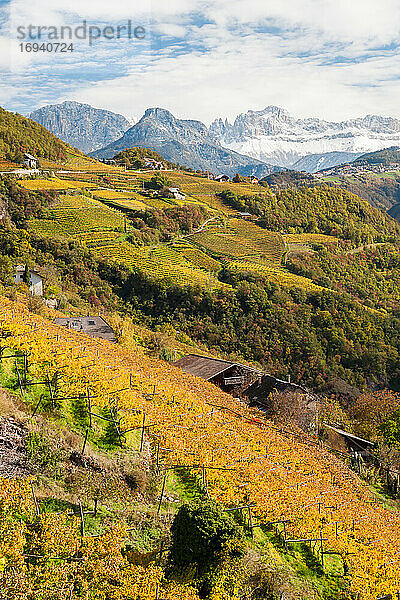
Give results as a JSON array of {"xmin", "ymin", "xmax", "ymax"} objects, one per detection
[{"xmin": 157, "ymin": 471, "xmax": 167, "ymax": 514}]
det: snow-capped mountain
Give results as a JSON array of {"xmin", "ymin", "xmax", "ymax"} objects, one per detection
[
  {"xmin": 209, "ymin": 106, "xmax": 400, "ymax": 169},
  {"xmin": 91, "ymin": 108, "xmax": 280, "ymax": 177}
]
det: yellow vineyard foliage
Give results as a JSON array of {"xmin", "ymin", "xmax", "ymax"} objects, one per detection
[{"xmin": 0, "ymin": 296, "xmax": 399, "ymax": 599}]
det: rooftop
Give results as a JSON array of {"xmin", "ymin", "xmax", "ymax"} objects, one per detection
[
  {"xmin": 54, "ymin": 316, "xmax": 116, "ymax": 343},
  {"xmin": 174, "ymin": 353, "xmax": 262, "ymax": 381}
]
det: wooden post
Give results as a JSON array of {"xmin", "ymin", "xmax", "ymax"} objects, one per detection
[
  {"xmin": 202, "ymin": 465, "xmax": 209, "ymax": 498},
  {"xmin": 15, "ymin": 361, "xmax": 24, "ymax": 396},
  {"xmin": 23, "ymin": 353, "xmax": 28, "ymax": 389},
  {"xmin": 81, "ymin": 429, "xmax": 89, "ymax": 455},
  {"xmin": 156, "ymin": 441, "xmax": 160, "ymax": 470},
  {"xmin": 87, "ymin": 388, "xmax": 92, "ymax": 428},
  {"xmin": 158, "ymin": 541, "xmax": 164, "ymax": 565},
  {"xmin": 79, "ymin": 502, "xmax": 85, "ymax": 537},
  {"xmin": 248, "ymin": 506, "xmax": 254, "ymax": 539},
  {"xmin": 157, "ymin": 472, "xmax": 167, "ymax": 514},
  {"xmin": 320, "ymin": 529, "xmax": 324, "ymax": 570},
  {"xmin": 283, "ymin": 520, "xmax": 288, "ymax": 552},
  {"xmin": 30, "ymin": 480, "xmax": 40, "ymax": 516},
  {"xmin": 47, "ymin": 371, "xmax": 55, "ymax": 409},
  {"xmin": 94, "ymin": 498, "xmax": 98, "ymax": 518},
  {"xmin": 140, "ymin": 411, "xmax": 146, "ymax": 452},
  {"xmin": 31, "ymin": 395, "xmax": 44, "ymax": 417}
]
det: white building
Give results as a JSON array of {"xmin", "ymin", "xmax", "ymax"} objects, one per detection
[
  {"xmin": 165, "ymin": 187, "xmax": 186, "ymax": 200},
  {"xmin": 23, "ymin": 153, "xmax": 39, "ymax": 169},
  {"xmin": 15, "ymin": 265, "xmax": 43, "ymax": 296}
]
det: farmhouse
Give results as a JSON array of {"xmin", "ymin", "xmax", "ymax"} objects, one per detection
[
  {"xmin": 214, "ymin": 174, "xmax": 231, "ymax": 182},
  {"xmin": 23, "ymin": 153, "xmax": 39, "ymax": 169},
  {"xmin": 173, "ymin": 354, "xmax": 262, "ymax": 394},
  {"xmin": 144, "ymin": 158, "xmax": 163, "ymax": 170},
  {"xmin": 250, "ymin": 176, "xmax": 259, "ymax": 184},
  {"xmin": 14, "ymin": 265, "xmax": 43, "ymax": 296},
  {"xmin": 174, "ymin": 353, "xmax": 313, "ymax": 409},
  {"xmin": 53, "ymin": 316, "xmax": 116, "ymax": 343}
]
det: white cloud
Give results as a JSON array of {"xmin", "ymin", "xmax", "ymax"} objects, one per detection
[{"xmin": 3, "ymin": 0, "xmax": 400, "ymax": 123}]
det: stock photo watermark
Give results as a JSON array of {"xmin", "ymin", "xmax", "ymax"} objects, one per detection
[{"xmin": 16, "ymin": 20, "xmax": 146, "ymax": 52}]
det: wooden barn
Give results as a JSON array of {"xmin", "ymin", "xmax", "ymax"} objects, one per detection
[
  {"xmin": 173, "ymin": 354, "xmax": 262, "ymax": 394},
  {"xmin": 54, "ymin": 316, "xmax": 116, "ymax": 343},
  {"xmin": 323, "ymin": 424, "xmax": 374, "ymax": 458}
]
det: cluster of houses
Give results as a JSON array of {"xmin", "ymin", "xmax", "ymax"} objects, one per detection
[
  {"xmin": 316, "ymin": 161, "xmax": 400, "ymax": 178},
  {"xmin": 143, "ymin": 158, "xmax": 164, "ymax": 170},
  {"xmin": 201, "ymin": 173, "xmax": 260, "ymax": 183}
]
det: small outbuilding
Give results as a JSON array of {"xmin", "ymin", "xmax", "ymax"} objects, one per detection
[
  {"xmin": 54, "ymin": 316, "xmax": 116, "ymax": 343},
  {"xmin": 323, "ymin": 424, "xmax": 375, "ymax": 458},
  {"xmin": 23, "ymin": 153, "xmax": 39, "ymax": 169},
  {"xmin": 164, "ymin": 187, "xmax": 186, "ymax": 200},
  {"xmin": 15, "ymin": 265, "xmax": 43, "ymax": 296}
]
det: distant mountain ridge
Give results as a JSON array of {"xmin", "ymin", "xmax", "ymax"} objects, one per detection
[
  {"xmin": 209, "ymin": 106, "xmax": 400, "ymax": 168},
  {"xmin": 292, "ymin": 151, "xmax": 363, "ymax": 173},
  {"xmin": 29, "ymin": 101, "xmax": 400, "ymax": 174},
  {"xmin": 29, "ymin": 101, "xmax": 131, "ymax": 153},
  {"xmin": 91, "ymin": 107, "xmax": 280, "ymax": 178}
]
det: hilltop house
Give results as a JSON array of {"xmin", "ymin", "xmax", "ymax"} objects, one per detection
[
  {"xmin": 164, "ymin": 187, "xmax": 186, "ymax": 200},
  {"xmin": 23, "ymin": 153, "xmax": 39, "ymax": 169},
  {"xmin": 144, "ymin": 158, "xmax": 164, "ymax": 170},
  {"xmin": 214, "ymin": 174, "xmax": 231, "ymax": 182},
  {"xmin": 54, "ymin": 316, "xmax": 116, "ymax": 343},
  {"xmin": 14, "ymin": 265, "xmax": 43, "ymax": 296},
  {"xmin": 250, "ymin": 176, "xmax": 259, "ymax": 184}
]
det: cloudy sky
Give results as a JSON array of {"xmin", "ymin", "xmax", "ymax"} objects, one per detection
[{"xmin": 1, "ymin": 0, "xmax": 400, "ymax": 124}]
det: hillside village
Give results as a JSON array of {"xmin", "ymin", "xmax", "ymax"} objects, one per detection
[{"xmin": 1, "ymin": 106, "xmax": 400, "ymax": 600}]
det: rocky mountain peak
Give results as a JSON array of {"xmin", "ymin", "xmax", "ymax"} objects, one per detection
[{"xmin": 29, "ymin": 101, "xmax": 131, "ymax": 153}]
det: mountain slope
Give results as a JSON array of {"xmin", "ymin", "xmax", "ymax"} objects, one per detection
[
  {"xmin": 0, "ymin": 106, "xmax": 70, "ymax": 163},
  {"xmin": 210, "ymin": 106, "xmax": 400, "ymax": 168},
  {"xmin": 0, "ymin": 295, "xmax": 399, "ymax": 599},
  {"xmin": 293, "ymin": 151, "xmax": 362, "ymax": 173},
  {"xmin": 30, "ymin": 101, "xmax": 131, "ymax": 153},
  {"xmin": 91, "ymin": 108, "xmax": 279, "ymax": 177},
  {"xmin": 353, "ymin": 146, "xmax": 400, "ymax": 166}
]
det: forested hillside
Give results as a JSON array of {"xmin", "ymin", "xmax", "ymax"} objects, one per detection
[{"xmin": 0, "ymin": 107, "xmax": 71, "ymax": 163}]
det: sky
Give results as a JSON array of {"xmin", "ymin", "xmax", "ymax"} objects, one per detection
[{"xmin": 1, "ymin": 0, "xmax": 400, "ymax": 124}]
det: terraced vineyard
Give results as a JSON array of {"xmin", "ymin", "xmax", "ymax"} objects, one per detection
[
  {"xmin": 92, "ymin": 241, "xmax": 226, "ymax": 289},
  {"xmin": 283, "ymin": 233, "xmax": 339, "ymax": 245},
  {"xmin": 29, "ymin": 195, "xmax": 125, "ymax": 238},
  {"xmin": 229, "ymin": 260, "xmax": 325, "ymax": 291},
  {"xmin": 191, "ymin": 218, "xmax": 285, "ymax": 264},
  {"xmin": 172, "ymin": 240, "xmax": 221, "ymax": 271},
  {"xmin": 91, "ymin": 189, "xmax": 148, "ymax": 211},
  {"xmin": 19, "ymin": 178, "xmax": 98, "ymax": 191}
]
